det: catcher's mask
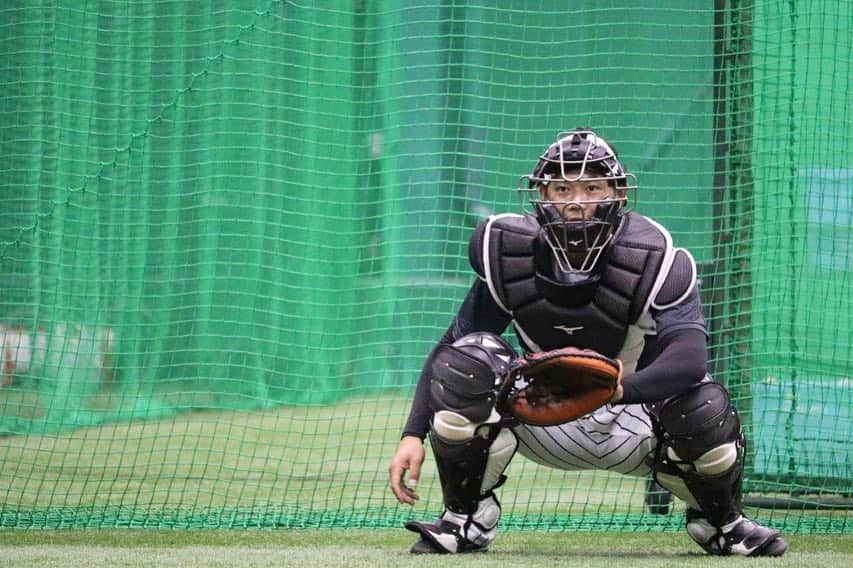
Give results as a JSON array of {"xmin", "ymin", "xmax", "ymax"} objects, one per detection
[{"xmin": 519, "ymin": 128, "xmax": 637, "ymax": 274}]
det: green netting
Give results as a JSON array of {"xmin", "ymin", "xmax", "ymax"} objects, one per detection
[{"xmin": 0, "ymin": 1, "xmax": 849, "ymax": 532}]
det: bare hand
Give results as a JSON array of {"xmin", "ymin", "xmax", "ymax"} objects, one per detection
[
  {"xmin": 388, "ymin": 435, "xmax": 425, "ymax": 505},
  {"xmin": 610, "ymin": 383, "xmax": 624, "ymax": 403}
]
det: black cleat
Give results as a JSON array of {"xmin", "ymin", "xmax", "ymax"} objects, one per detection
[
  {"xmin": 404, "ymin": 494, "xmax": 500, "ymax": 554},
  {"xmin": 405, "ymin": 519, "xmax": 489, "ymax": 554},
  {"xmin": 686, "ymin": 509, "xmax": 788, "ymax": 557}
]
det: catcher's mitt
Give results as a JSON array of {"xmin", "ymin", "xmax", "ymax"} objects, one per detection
[{"xmin": 501, "ymin": 347, "xmax": 623, "ymax": 426}]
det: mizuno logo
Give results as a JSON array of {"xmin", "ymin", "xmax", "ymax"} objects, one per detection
[{"xmin": 554, "ymin": 325, "xmax": 584, "ymax": 335}]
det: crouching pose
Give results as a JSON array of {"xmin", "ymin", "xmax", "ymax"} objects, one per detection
[{"xmin": 388, "ymin": 128, "xmax": 787, "ymax": 557}]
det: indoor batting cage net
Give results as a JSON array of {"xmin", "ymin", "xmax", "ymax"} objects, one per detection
[{"xmin": 0, "ymin": 1, "xmax": 849, "ymax": 533}]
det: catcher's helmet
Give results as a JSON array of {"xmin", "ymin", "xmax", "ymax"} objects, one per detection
[{"xmin": 520, "ymin": 128, "xmax": 637, "ymax": 274}]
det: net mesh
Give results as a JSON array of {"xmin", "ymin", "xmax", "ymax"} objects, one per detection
[{"xmin": 0, "ymin": 0, "xmax": 849, "ymax": 532}]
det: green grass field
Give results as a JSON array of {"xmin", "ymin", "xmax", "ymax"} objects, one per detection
[
  {"xmin": 1, "ymin": 394, "xmax": 850, "ymax": 566},
  {"xmin": 0, "ymin": 395, "xmax": 682, "ymax": 529},
  {"xmin": 1, "ymin": 394, "xmax": 847, "ymax": 533},
  {"xmin": 1, "ymin": 529, "xmax": 852, "ymax": 567}
]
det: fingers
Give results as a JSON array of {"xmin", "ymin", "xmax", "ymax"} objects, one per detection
[
  {"xmin": 389, "ymin": 436, "xmax": 425, "ymax": 505},
  {"xmin": 611, "ymin": 360, "xmax": 624, "ymax": 403},
  {"xmin": 388, "ymin": 460, "xmax": 405, "ymax": 501},
  {"xmin": 408, "ymin": 457, "xmax": 421, "ymax": 489},
  {"xmin": 611, "ymin": 383, "xmax": 624, "ymax": 403},
  {"xmin": 388, "ymin": 460, "xmax": 419, "ymax": 505}
]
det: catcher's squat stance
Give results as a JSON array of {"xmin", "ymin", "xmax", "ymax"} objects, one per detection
[{"xmin": 388, "ymin": 128, "xmax": 787, "ymax": 557}]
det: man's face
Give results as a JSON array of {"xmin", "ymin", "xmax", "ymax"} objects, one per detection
[{"xmin": 537, "ymin": 170, "xmax": 618, "ymax": 222}]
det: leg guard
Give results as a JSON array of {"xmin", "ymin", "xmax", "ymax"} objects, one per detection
[
  {"xmin": 429, "ymin": 410, "xmax": 517, "ymax": 515},
  {"xmin": 649, "ymin": 381, "xmax": 743, "ymax": 525},
  {"xmin": 406, "ymin": 332, "xmax": 519, "ymax": 554},
  {"xmin": 405, "ymin": 411, "xmax": 516, "ymax": 554},
  {"xmin": 649, "ymin": 381, "xmax": 787, "ymax": 556},
  {"xmin": 426, "ymin": 333, "xmax": 518, "ymax": 515}
]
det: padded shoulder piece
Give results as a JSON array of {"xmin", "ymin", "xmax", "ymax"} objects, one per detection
[
  {"xmin": 603, "ymin": 213, "xmax": 672, "ymax": 323},
  {"xmin": 469, "ymin": 214, "xmax": 538, "ymax": 313},
  {"xmin": 652, "ymin": 248, "xmax": 697, "ymax": 309},
  {"xmin": 468, "ymin": 219, "xmax": 489, "ymax": 278},
  {"xmin": 468, "ymin": 214, "xmax": 534, "ymax": 278}
]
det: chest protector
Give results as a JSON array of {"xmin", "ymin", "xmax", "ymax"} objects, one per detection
[{"xmin": 473, "ymin": 212, "xmax": 669, "ymax": 358}]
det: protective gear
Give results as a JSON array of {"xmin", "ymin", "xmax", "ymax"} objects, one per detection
[
  {"xmin": 651, "ymin": 248, "xmax": 697, "ymax": 310},
  {"xmin": 650, "ymin": 379, "xmax": 745, "ymax": 526},
  {"xmin": 406, "ymin": 493, "xmax": 501, "ymax": 554},
  {"xmin": 429, "ymin": 332, "xmax": 517, "ymax": 422},
  {"xmin": 685, "ymin": 510, "xmax": 789, "ymax": 557},
  {"xmin": 519, "ymin": 128, "xmax": 638, "ymax": 274},
  {"xmin": 410, "ymin": 332, "xmax": 518, "ymax": 554},
  {"xmin": 428, "ymin": 418, "xmax": 517, "ymax": 514},
  {"xmin": 468, "ymin": 212, "xmax": 670, "ymax": 357},
  {"xmin": 501, "ymin": 347, "xmax": 622, "ymax": 426},
  {"xmin": 650, "ymin": 381, "xmax": 744, "ymax": 525},
  {"xmin": 647, "ymin": 380, "xmax": 786, "ymax": 556},
  {"xmin": 426, "ymin": 332, "xmax": 518, "ymax": 516},
  {"xmin": 655, "ymin": 381, "xmax": 741, "ymax": 465}
]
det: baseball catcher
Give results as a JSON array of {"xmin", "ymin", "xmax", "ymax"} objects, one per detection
[{"xmin": 388, "ymin": 128, "xmax": 787, "ymax": 557}]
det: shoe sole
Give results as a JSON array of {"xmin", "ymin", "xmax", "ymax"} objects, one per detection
[{"xmin": 751, "ymin": 536, "xmax": 789, "ymax": 557}]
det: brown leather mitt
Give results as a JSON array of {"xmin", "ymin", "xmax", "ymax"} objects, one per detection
[{"xmin": 504, "ymin": 347, "xmax": 623, "ymax": 426}]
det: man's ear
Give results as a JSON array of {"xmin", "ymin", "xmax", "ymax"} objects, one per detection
[{"xmin": 537, "ymin": 183, "xmax": 548, "ymax": 198}]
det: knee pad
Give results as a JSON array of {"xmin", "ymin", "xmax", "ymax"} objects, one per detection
[
  {"xmin": 655, "ymin": 381, "xmax": 741, "ymax": 463},
  {"xmin": 429, "ymin": 332, "xmax": 517, "ymax": 423}
]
